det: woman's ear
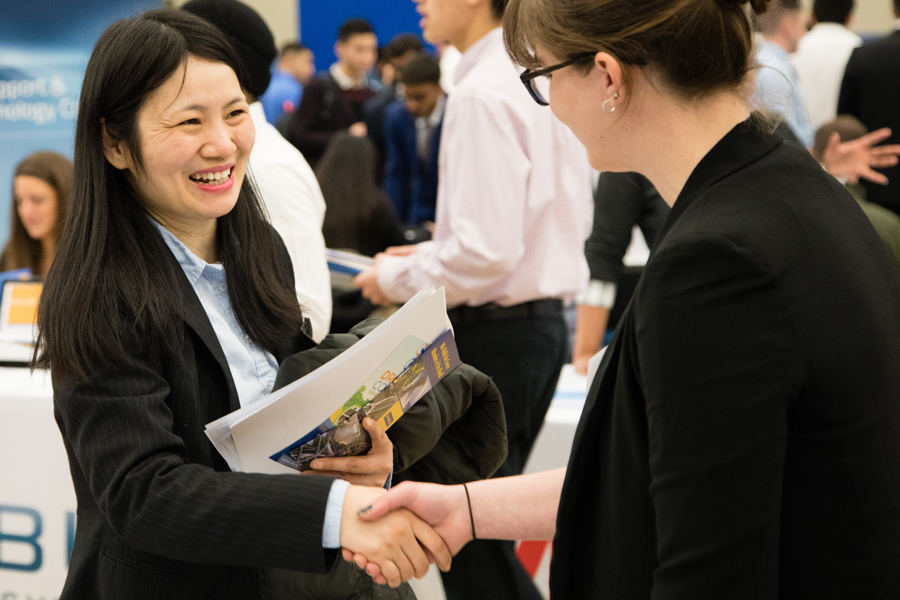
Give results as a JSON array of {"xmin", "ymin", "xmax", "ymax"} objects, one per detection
[
  {"xmin": 593, "ymin": 52, "xmax": 626, "ymax": 101},
  {"xmin": 101, "ymin": 118, "xmax": 131, "ymax": 170}
]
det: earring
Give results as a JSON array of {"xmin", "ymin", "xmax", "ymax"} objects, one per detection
[{"xmin": 602, "ymin": 92, "xmax": 620, "ymax": 114}]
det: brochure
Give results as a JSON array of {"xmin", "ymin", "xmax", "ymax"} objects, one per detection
[
  {"xmin": 204, "ymin": 287, "xmax": 452, "ymax": 474},
  {"xmin": 270, "ymin": 328, "xmax": 460, "ymax": 471}
]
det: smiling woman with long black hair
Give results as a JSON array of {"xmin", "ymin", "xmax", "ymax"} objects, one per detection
[{"xmin": 35, "ymin": 10, "xmax": 448, "ymax": 599}]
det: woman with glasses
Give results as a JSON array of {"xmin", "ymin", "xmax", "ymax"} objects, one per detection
[{"xmin": 346, "ymin": 0, "xmax": 900, "ymax": 598}]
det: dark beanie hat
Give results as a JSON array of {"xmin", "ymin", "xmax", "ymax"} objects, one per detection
[{"xmin": 181, "ymin": 0, "xmax": 277, "ymax": 98}]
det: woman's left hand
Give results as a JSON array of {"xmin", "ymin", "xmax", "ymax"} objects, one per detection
[{"xmin": 306, "ymin": 417, "xmax": 394, "ymax": 487}]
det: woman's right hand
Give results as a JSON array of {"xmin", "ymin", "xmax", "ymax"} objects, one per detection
[{"xmin": 339, "ymin": 485, "xmax": 453, "ymax": 588}]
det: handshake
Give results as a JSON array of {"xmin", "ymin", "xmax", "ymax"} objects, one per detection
[
  {"xmin": 337, "ymin": 481, "xmax": 475, "ymax": 588},
  {"xmin": 313, "ymin": 417, "xmax": 562, "ymax": 588}
]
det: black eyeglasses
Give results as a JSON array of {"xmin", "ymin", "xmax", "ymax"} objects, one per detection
[
  {"xmin": 519, "ymin": 52, "xmax": 649, "ymax": 106},
  {"xmin": 519, "ymin": 53, "xmax": 596, "ymax": 106}
]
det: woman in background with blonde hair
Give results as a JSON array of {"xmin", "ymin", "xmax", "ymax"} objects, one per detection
[
  {"xmin": 348, "ymin": 0, "xmax": 900, "ymax": 597},
  {"xmin": 0, "ymin": 151, "xmax": 72, "ymax": 276}
]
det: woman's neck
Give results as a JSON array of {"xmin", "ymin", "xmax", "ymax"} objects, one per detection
[
  {"xmin": 619, "ymin": 89, "xmax": 751, "ymax": 207},
  {"xmin": 153, "ymin": 215, "xmax": 218, "ymax": 263},
  {"xmin": 39, "ymin": 236, "xmax": 55, "ymax": 276}
]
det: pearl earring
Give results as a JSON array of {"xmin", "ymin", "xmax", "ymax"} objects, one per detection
[{"xmin": 602, "ymin": 92, "xmax": 620, "ymax": 114}]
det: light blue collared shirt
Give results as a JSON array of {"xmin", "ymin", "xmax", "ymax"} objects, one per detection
[
  {"xmin": 153, "ymin": 220, "xmax": 279, "ymax": 407},
  {"xmin": 152, "ymin": 220, "xmax": 348, "ymax": 547},
  {"xmin": 754, "ymin": 38, "xmax": 815, "ymax": 149}
]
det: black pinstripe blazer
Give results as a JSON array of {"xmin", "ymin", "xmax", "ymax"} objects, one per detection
[{"xmin": 53, "ymin": 234, "xmax": 330, "ymax": 600}]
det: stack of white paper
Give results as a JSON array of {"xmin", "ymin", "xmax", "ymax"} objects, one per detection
[{"xmin": 204, "ymin": 287, "xmax": 452, "ymax": 474}]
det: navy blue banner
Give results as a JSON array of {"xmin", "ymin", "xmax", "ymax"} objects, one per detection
[{"xmin": 0, "ymin": 0, "xmax": 157, "ymax": 251}]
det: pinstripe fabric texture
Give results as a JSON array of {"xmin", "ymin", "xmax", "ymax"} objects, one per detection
[{"xmin": 53, "ymin": 236, "xmax": 331, "ymax": 599}]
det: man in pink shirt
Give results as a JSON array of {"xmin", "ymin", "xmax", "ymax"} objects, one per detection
[{"xmin": 355, "ymin": 0, "xmax": 593, "ymax": 598}]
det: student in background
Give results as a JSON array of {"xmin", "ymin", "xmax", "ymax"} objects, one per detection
[
  {"xmin": 287, "ymin": 18, "xmax": 378, "ymax": 168},
  {"xmin": 571, "ymin": 172, "xmax": 668, "ymax": 375},
  {"xmin": 754, "ymin": 0, "xmax": 815, "ymax": 148},
  {"xmin": 792, "ymin": 0, "xmax": 861, "ymax": 129},
  {"xmin": 317, "ymin": 132, "xmax": 413, "ymax": 335},
  {"xmin": 261, "ymin": 42, "xmax": 316, "ymax": 126},
  {"xmin": 838, "ymin": 0, "xmax": 900, "ymax": 215},
  {"xmin": 383, "ymin": 54, "xmax": 445, "ymax": 227},
  {"xmin": 317, "ymin": 132, "xmax": 409, "ymax": 258},
  {"xmin": 0, "ymin": 151, "xmax": 72, "ymax": 276},
  {"xmin": 753, "ymin": 0, "xmax": 900, "ymax": 184},
  {"xmin": 365, "ymin": 34, "xmax": 426, "ymax": 164},
  {"xmin": 813, "ymin": 116, "xmax": 900, "ymax": 266}
]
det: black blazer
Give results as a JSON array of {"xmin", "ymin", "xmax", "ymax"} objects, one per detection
[
  {"xmin": 838, "ymin": 31, "xmax": 900, "ymax": 215},
  {"xmin": 586, "ymin": 172, "xmax": 669, "ymax": 285},
  {"xmin": 53, "ymin": 232, "xmax": 331, "ymax": 600},
  {"xmin": 552, "ymin": 119, "xmax": 900, "ymax": 599}
]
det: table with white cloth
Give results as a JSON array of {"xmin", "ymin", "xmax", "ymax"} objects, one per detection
[
  {"xmin": 0, "ymin": 366, "xmax": 74, "ymax": 599},
  {"xmin": 0, "ymin": 365, "xmax": 587, "ymax": 600}
]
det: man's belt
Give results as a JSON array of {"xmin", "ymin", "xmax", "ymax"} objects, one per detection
[{"xmin": 447, "ymin": 299, "xmax": 564, "ymax": 325}]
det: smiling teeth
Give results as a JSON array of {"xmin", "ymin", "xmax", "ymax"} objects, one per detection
[{"xmin": 190, "ymin": 168, "xmax": 232, "ymax": 182}]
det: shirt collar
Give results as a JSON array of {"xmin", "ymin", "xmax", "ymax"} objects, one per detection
[
  {"xmin": 330, "ymin": 62, "xmax": 368, "ymax": 90},
  {"xmin": 419, "ymin": 93, "xmax": 446, "ymax": 127},
  {"xmin": 455, "ymin": 27, "xmax": 503, "ymax": 86},
  {"xmin": 758, "ymin": 36, "xmax": 790, "ymax": 61},
  {"xmin": 151, "ymin": 218, "xmax": 210, "ymax": 285},
  {"xmin": 811, "ymin": 22, "xmax": 851, "ymax": 33}
]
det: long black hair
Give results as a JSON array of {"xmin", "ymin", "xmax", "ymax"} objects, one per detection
[{"xmin": 35, "ymin": 10, "xmax": 305, "ymax": 382}]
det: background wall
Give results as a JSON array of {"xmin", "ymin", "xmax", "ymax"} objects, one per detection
[
  {"xmin": 801, "ymin": 0, "xmax": 897, "ymax": 34},
  {"xmin": 298, "ymin": 0, "xmax": 425, "ymax": 73},
  {"xmin": 168, "ymin": 0, "xmax": 426, "ymax": 73},
  {"xmin": 166, "ymin": 0, "xmax": 299, "ymax": 50}
]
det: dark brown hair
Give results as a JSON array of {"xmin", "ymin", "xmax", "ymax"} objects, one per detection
[
  {"xmin": 505, "ymin": 0, "xmax": 772, "ymax": 101},
  {"xmin": 813, "ymin": 0, "xmax": 854, "ymax": 24},
  {"xmin": 36, "ymin": 10, "xmax": 305, "ymax": 381},
  {"xmin": 338, "ymin": 18, "xmax": 374, "ymax": 43},
  {"xmin": 0, "ymin": 151, "xmax": 72, "ymax": 275},
  {"xmin": 316, "ymin": 132, "xmax": 396, "ymax": 256},
  {"xmin": 401, "ymin": 54, "xmax": 441, "ymax": 86}
]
